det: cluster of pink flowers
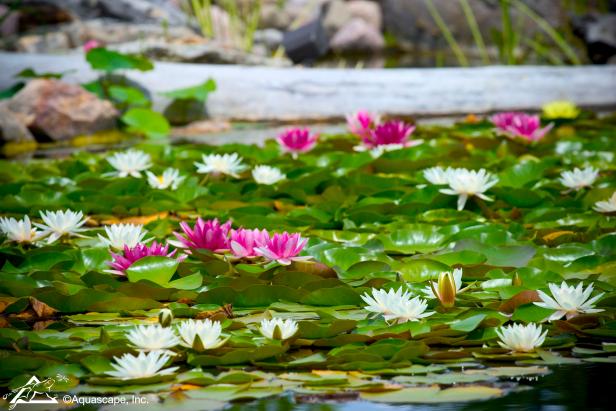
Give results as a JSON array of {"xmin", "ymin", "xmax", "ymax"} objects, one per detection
[
  {"xmin": 347, "ymin": 111, "xmax": 419, "ymax": 150},
  {"xmin": 170, "ymin": 218, "xmax": 310, "ymax": 265},
  {"xmin": 108, "ymin": 219, "xmax": 310, "ymax": 275},
  {"xmin": 491, "ymin": 112, "xmax": 553, "ymax": 142},
  {"xmin": 108, "ymin": 242, "xmax": 185, "ymax": 275},
  {"xmin": 277, "ymin": 128, "xmax": 319, "ymax": 158}
]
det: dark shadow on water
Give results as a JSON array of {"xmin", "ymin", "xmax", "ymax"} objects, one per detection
[{"xmin": 225, "ymin": 364, "xmax": 615, "ymax": 411}]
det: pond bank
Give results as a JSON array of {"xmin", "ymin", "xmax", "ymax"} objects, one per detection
[{"xmin": 1, "ymin": 52, "xmax": 616, "ymax": 121}]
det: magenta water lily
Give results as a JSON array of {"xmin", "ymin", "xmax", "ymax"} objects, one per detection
[
  {"xmin": 108, "ymin": 242, "xmax": 183, "ymax": 275},
  {"xmin": 174, "ymin": 218, "xmax": 232, "ymax": 253},
  {"xmin": 347, "ymin": 111, "xmax": 380, "ymax": 140},
  {"xmin": 362, "ymin": 120, "xmax": 417, "ymax": 149},
  {"xmin": 277, "ymin": 127, "xmax": 318, "ymax": 157},
  {"xmin": 230, "ymin": 228, "xmax": 269, "ymax": 258},
  {"xmin": 254, "ymin": 231, "xmax": 310, "ymax": 265},
  {"xmin": 491, "ymin": 112, "xmax": 553, "ymax": 142}
]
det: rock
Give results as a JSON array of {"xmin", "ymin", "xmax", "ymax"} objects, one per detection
[
  {"xmin": 16, "ymin": 32, "xmax": 72, "ymax": 53},
  {"xmin": 0, "ymin": 5, "xmax": 19, "ymax": 37},
  {"xmin": 22, "ymin": 0, "xmax": 188, "ymax": 25},
  {"xmin": 5, "ymin": 79, "xmax": 118, "ymax": 141},
  {"xmin": 322, "ymin": 0, "xmax": 352, "ymax": 37},
  {"xmin": 253, "ymin": 28, "xmax": 284, "ymax": 51},
  {"xmin": 110, "ymin": 40, "xmax": 291, "ymax": 66},
  {"xmin": 347, "ymin": 0, "xmax": 382, "ymax": 30},
  {"xmin": 260, "ymin": 3, "xmax": 292, "ymax": 30},
  {"xmin": 0, "ymin": 103, "xmax": 35, "ymax": 143},
  {"xmin": 382, "ymin": 0, "xmax": 564, "ymax": 47},
  {"xmin": 573, "ymin": 14, "xmax": 616, "ymax": 64},
  {"xmin": 330, "ymin": 18, "xmax": 385, "ymax": 52}
]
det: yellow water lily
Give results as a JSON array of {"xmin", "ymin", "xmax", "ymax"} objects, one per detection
[{"xmin": 542, "ymin": 100, "xmax": 580, "ymax": 120}]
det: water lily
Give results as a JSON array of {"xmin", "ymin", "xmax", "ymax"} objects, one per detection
[
  {"xmin": 98, "ymin": 223, "xmax": 148, "ymax": 251},
  {"xmin": 194, "ymin": 153, "xmax": 247, "ymax": 178},
  {"xmin": 177, "ymin": 319, "xmax": 226, "ymax": 350},
  {"xmin": 423, "ymin": 166, "xmax": 455, "ymax": 185},
  {"xmin": 126, "ymin": 324, "xmax": 180, "ymax": 353},
  {"xmin": 158, "ymin": 308, "xmax": 174, "ymax": 327},
  {"xmin": 424, "ymin": 268, "xmax": 463, "ymax": 308},
  {"xmin": 491, "ymin": 112, "xmax": 553, "ymax": 142},
  {"xmin": 146, "ymin": 168, "xmax": 185, "ymax": 190},
  {"xmin": 35, "ymin": 209, "xmax": 88, "ymax": 244},
  {"xmin": 542, "ymin": 100, "xmax": 580, "ymax": 120},
  {"xmin": 362, "ymin": 287, "xmax": 434, "ymax": 324},
  {"xmin": 0, "ymin": 215, "xmax": 41, "ymax": 244},
  {"xmin": 108, "ymin": 242, "xmax": 183, "ymax": 275},
  {"xmin": 253, "ymin": 232, "xmax": 310, "ymax": 265},
  {"xmin": 259, "ymin": 318, "xmax": 298, "ymax": 340},
  {"xmin": 496, "ymin": 323, "xmax": 547, "ymax": 353},
  {"xmin": 252, "ymin": 165, "xmax": 286, "ymax": 185},
  {"xmin": 534, "ymin": 281, "xmax": 604, "ymax": 321},
  {"xmin": 440, "ymin": 168, "xmax": 499, "ymax": 210},
  {"xmin": 277, "ymin": 128, "xmax": 318, "ymax": 158},
  {"xmin": 559, "ymin": 167, "xmax": 598, "ymax": 191},
  {"xmin": 355, "ymin": 120, "xmax": 419, "ymax": 154},
  {"xmin": 107, "ymin": 149, "xmax": 152, "ymax": 178},
  {"xmin": 173, "ymin": 218, "xmax": 231, "ymax": 253},
  {"xmin": 230, "ymin": 228, "xmax": 269, "ymax": 258},
  {"xmin": 106, "ymin": 351, "xmax": 178, "ymax": 379},
  {"xmin": 83, "ymin": 39, "xmax": 101, "ymax": 52},
  {"xmin": 347, "ymin": 110, "xmax": 380, "ymax": 140},
  {"xmin": 594, "ymin": 192, "xmax": 616, "ymax": 213}
]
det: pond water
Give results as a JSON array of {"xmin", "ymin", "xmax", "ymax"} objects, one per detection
[{"xmin": 228, "ymin": 364, "xmax": 615, "ymax": 411}]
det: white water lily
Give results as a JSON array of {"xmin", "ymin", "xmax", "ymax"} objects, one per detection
[
  {"xmin": 423, "ymin": 166, "xmax": 455, "ymax": 185},
  {"xmin": 440, "ymin": 168, "xmax": 499, "ymax": 210},
  {"xmin": 361, "ymin": 287, "xmax": 434, "ymax": 324},
  {"xmin": 106, "ymin": 351, "xmax": 178, "ymax": 379},
  {"xmin": 496, "ymin": 323, "xmax": 547, "ymax": 353},
  {"xmin": 259, "ymin": 318, "xmax": 298, "ymax": 340},
  {"xmin": 177, "ymin": 319, "xmax": 226, "ymax": 350},
  {"xmin": 146, "ymin": 168, "xmax": 185, "ymax": 190},
  {"xmin": 34, "ymin": 209, "xmax": 88, "ymax": 244},
  {"xmin": 0, "ymin": 215, "xmax": 41, "ymax": 244},
  {"xmin": 252, "ymin": 165, "xmax": 286, "ymax": 185},
  {"xmin": 107, "ymin": 149, "xmax": 152, "ymax": 178},
  {"xmin": 98, "ymin": 223, "xmax": 148, "ymax": 250},
  {"xmin": 534, "ymin": 281, "xmax": 604, "ymax": 321},
  {"xmin": 559, "ymin": 167, "xmax": 598, "ymax": 191},
  {"xmin": 594, "ymin": 192, "xmax": 616, "ymax": 213},
  {"xmin": 194, "ymin": 153, "xmax": 247, "ymax": 178},
  {"xmin": 424, "ymin": 268, "xmax": 463, "ymax": 306},
  {"xmin": 126, "ymin": 324, "xmax": 180, "ymax": 353}
]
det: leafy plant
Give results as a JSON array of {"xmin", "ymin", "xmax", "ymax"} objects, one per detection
[{"xmin": 121, "ymin": 108, "xmax": 170, "ymax": 139}]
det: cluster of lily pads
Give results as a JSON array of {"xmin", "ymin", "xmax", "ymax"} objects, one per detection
[{"xmin": 0, "ymin": 101, "xmax": 615, "ymax": 406}]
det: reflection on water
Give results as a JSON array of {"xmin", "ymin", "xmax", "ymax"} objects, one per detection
[{"xmin": 225, "ymin": 364, "xmax": 615, "ymax": 411}]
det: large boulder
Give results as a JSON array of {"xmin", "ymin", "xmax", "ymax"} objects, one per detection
[
  {"xmin": 573, "ymin": 13, "xmax": 616, "ymax": 63},
  {"xmin": 0, "ymin": 102, "xmax": 35, "ymax": 143},
  {"xmin": 5, "ymin": 79, "xmax": 118, "ymax": 141}
]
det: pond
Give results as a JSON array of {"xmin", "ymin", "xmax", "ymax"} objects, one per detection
[{"xmin": 0, "ymin": 110, "xmax": 615, "ymax": 410}]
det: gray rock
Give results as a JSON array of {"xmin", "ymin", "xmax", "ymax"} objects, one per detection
[
  {"xmin": 0, "ymin": 102, "xmax": 35, "ymax": 143},
  {"xmin": 110, "ymin": 40, "xmax": 291, "ymax": 66},
  {"xmin": 347, "ymin": 0, "xmax": 382, "ymax": 30},
  {"xmin": 330, "ymin": 18, "xmax": 384, "ymax": 52},
  {"xmin": 260, "ymin": 3, "xmax": 292, "ymax": 30},
  {"xmin": 253, "ymin": 28, "xmax": 284, "ymax": 51},
  {"xmin": 16, "ymin": 32, "xmax": 72, "ymax": 53},
  {"xmin": 574, "ymin": 13, "xmax": 616, "ymax": 64},
  {"xmin": 22, "ymin": 0, "xmax": 188, "ymax": 25},
  {"xmin": 5, "ymin": 79, "xmax": 118, "ymax": 141}
]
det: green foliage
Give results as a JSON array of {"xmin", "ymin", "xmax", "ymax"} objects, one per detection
[
  {"xmin": 121, "ymin": 108, "xmax": 170, "ymax": 139},
  {"xmin": 160, "ymin": 79, "xmax": 217, "ymax": 102},
  {"xmin": 86, "ymin": 48, "xmax": 154, "ymax": 72}
]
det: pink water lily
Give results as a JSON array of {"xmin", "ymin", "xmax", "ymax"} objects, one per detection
[
  {"xmin": 347, "ymin": 111, "xmax": 380, "ymax": 140},
  {"xmin": 361, "ymin": 120, "xmax": 417, "ymax": 149},
  {"xmin": 253, "ymin": 232, "xmax": 310, "ymax": 265},
  {"xmin": 173, "ymin": 218, "xmax": 231, "ymax": 253},
  {"xmin": 491, "ymin": 112, "xmax": 553, "ymax": 142},
  {"xmin": 108, "ymin": 242, "xmax": 183, "ymax": 275},
  {"xmin": 230, "ymin": 228, "xmax": 269, "ymax": 258},
  {"xmin": 277, "ymin": 128, "xmax": 318, "ymax": 157},
  {"xmin": 83, "ymin": 40, "xmax": 101, "ymax": 53}
]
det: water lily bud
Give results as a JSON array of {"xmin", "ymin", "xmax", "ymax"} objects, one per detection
[
  {"xmin": 272, "ymin": 325, "xmax": 283, "ymax": 340},
  {"xmin": 512, "ymin": 272, "xmax": 523, "ymax": 286},
  {"xmin": 158, "ymin": 308, "xmax": 173, "ymax": 328},
  {"xmin": 436, "ymin": 271, "xmax": 456, "ymax": 308},
  {"xmin": 192, "ymin": 333, "xmax": 205, "ymax": 352}
]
